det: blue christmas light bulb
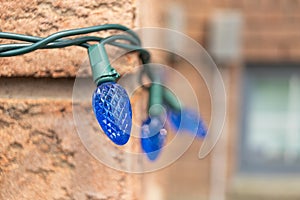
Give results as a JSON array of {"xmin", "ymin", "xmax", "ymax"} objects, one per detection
[
  {"xmin": 92, "ymin": 82, "xmax": 132, "ymax": 145},
  {"xmin": 169, "ymin": 108, "xmax": 207, "ymax": 138},
  {"xmin": 141, "ymin": 116, "xmax": 167, "ymax": 161}
]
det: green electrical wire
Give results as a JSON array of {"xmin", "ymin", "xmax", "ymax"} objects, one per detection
[
  {"xmin": 0, "ymin": 24, "xmax": 141, "ymax": 57},
  {"xmin": 0, "ymin": 23, "xmax": 181, "ymax": 118},
  {"xmin": 100, "ymin": 34, "xmax": 151, "ymax": 63},
  {"xmin": 0, "ymin": 35, "xmax": 139, "ymax": 52},
  {"xmin": 0, "ymin": 24, "xmax": 151, "ymax": 82},
  {"xmin": 0, "ymin": 36, "xmax": 99, "ymax": 51}
]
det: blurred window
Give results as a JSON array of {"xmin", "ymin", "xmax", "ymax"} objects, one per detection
[{"xmin": 240, "ymin": 63, "xmax": 300, "ymax": 173}]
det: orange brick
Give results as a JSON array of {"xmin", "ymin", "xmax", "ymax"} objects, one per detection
[
  {"xmin": 0, "ymin": 99, "xmax": 142, "ymax": 200},
  {"xmin": 280, "ymin": 0, "xmax": 300, "ymax": 13},
  {"xmin": 241, "ymin": 0, "xmax": 263, "ymax": 10},
  {"xmin": 0, "ymin": 0, "xmax": 136, "ymax": 77},
  {"xmin": 243, "ymin": 47, "xmax": 281, "ymax": 61},
  {"xmin": 288, "ymin": 48, "xmax": 300, "ymax": 60},
  {"xmin": 227, "ymin": 0, "xmax": 244, "ymax": 8}
]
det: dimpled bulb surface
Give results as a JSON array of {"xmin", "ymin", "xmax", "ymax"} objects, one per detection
[
  {"xmin": 141, "ymin": 116, "xmax": 166, "ymax": 161},
  {"xmin": 92, "ymin": 82, "xmax": 132, "ymax": 145},
  {"xmin": 169, "ymin": 108, "xmax": 207, "ymax": 138}
]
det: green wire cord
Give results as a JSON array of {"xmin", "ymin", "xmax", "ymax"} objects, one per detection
[
  {"xmin": 0, "ymin": 24, "xmax": 150, "ymax": 71},
  {"xmin": 0, "ymin": 23, "xmax": 180, "ymax": 116},
  {"xmin": 0, "ymin": 24, "xmax": 141, "ymax": 57},
  {"xmin": 0, "ymin": 23, "xmax": 151, "ymax": 89}
]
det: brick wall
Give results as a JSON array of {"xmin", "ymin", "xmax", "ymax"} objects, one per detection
[
  {"xmin": 0, "ymin": 0, "xmax": 137, "ymax": 77},
  {"xmin": 2, "ymin": 0, "xmax": 299, "ymax": 199},
  {"xmin": 0, "ymin": 1, "xmax": 143, "ymax": 200}
]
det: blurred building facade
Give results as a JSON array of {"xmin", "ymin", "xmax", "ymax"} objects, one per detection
[{"xmin": 141, "ymin": 0, "xmax": 300, "ymax": 199}]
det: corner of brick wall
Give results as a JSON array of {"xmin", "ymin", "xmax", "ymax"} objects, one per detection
[
  {"xmin": 0, "ymin": 0, "xmax": 137, "ymax": 77},
  {"xmin": 0, "ymin": 1, "xmax": 144, "ymax": 200}
]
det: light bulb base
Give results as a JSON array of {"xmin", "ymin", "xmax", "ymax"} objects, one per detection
[
  {"xmin": 163, "ymin": 88, "xmax": 181, "ymax": 112},
  {"xmin": 148, "ymin": 83, "xmax": 164, "ymax": 116},
  {"xmin": 88, "ymin": 43, "xmax": 120, "ymax": 86}
]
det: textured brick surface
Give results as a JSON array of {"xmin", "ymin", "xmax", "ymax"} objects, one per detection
[
  {"xmin": 0, "ymin": 1, "xmax": 145, "ymax": 199},
  {"xmin": 0, "ymin": 0, "xmax": 137, "ymax": 77},
  {"xmin": 0, "ymin": 99, "xmax": 142, "ymax": 200}
]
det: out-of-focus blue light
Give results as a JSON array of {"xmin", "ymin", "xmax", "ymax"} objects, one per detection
[
  {"xmin": 141, "ymin": 116, "xmax": 167, "ymax": 161},
  {"xmin": 92, "ymin": 82, "xmax": 132, "ymax": 145},
  {"xmin": 169, "ymin": 108, "xmax": 207, "ymax": 138}
]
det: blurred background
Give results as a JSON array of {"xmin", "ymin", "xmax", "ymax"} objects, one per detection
[{"xmin": 140, "ymin": 0, "xmax": 300, "ymax": 200}]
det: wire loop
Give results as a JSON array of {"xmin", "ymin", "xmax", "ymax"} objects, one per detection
[
  {"xmin": 0, "ymin": 24, "xmax": 143, "ymax": 56},
  {"xmin": 0, "ymin": 24, "xmax": 152, "ymax": 87}
]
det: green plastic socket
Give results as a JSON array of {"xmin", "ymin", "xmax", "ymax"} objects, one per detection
[
  {"xmin": 163, "ymin": 88, "xmax": 181, "ymax": 112},
  {"xmin": 88, "ymin": 43, "xmax": 120, "ymax": 86},
  {"xmin": 146, "ymin": 63, "xmax": 182, "ymax": 116}
]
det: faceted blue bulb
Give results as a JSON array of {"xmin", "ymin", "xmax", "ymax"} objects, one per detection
[
  {"xmin": 169, "ymin": 108, "xmax": 207, "ymax": 138},
  {"xmin": 141, "ymin": 116, "xmax": 167, "ymax": 161},
  {"xmin": 92, "ymin": 82, "xmax": 132, "ymax": 145}
]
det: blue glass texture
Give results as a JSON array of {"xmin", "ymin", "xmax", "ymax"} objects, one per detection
[
  {"xmin": 92, "ymin": 82, "xmax": 132, "ymax": 145},
  {"xmin": 141, "ymin": 116, "xmax": 166, "ymax": 161},
  {"xmin": 169, "ymin": 108, "xmax": 207, "ymax": 138}
]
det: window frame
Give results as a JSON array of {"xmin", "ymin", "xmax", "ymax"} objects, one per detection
[{"xmin": 238, "ymin": 62, "xmax": 300, "ymax": 174}]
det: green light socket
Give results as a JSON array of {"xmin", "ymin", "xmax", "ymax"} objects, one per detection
[
  {"xmin": 88, "ymin": 43, "xmax": 120, "ymax": 86},
  {"xmin": 149, "ymin": 83, "xmax": 164, "ymax": 116},
  {"xmin": 163, "ymin": 88, "xmax": 181, "ymax": 112}
]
